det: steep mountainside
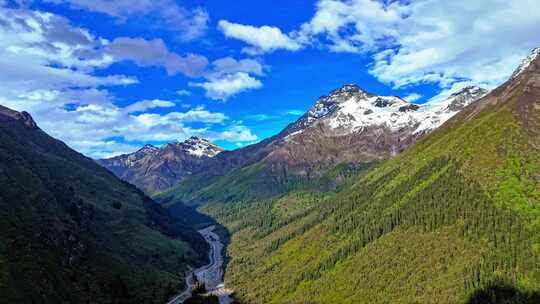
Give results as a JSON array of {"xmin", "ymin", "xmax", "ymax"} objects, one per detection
[
  {"xmin": 0, "ymin": 105, "xmax": 209, "ymax": 303},
  {"xmin": 98, "ymin": 137, "xmax": 223, "ymax": 194},
  {"xmin": 202, "ymin": 48, "xmax": 540, "ymax": 303},
  {"xmin": 159, "ymin": 84, "xmax": 486, "ymax": 205}
]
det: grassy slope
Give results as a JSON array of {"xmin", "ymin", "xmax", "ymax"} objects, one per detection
[
  {"xmin": 200, "ymin": 74, "xmax": 540, "ymax": 303},
  {"xmin": 0, "ymin": 112, "xmax": 209, "ymax": 303}
]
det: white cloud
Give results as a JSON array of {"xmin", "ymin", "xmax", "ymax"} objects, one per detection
[
  {"xmin": 217, "ymin": 0, "xmax": 540, "ymax": 93},
  {"xmin": 210, "ymin": 57, "xmax": 265, "ymax": 77},
  {"xmin": 44, "ymin": 0, "xmax": 209, "ymax": 40},
  {"xmin": 105, "ymin": 39, "xmax": 266, "ymax": 100},
  {"xmin": 218, "ymin": 20, "xmax": 302, "ymax": 54},
  {"xmin": 123, "ymin": 99, "xmax": 175, "ymax": 113},
  {"xmin": 213, "ymin": 125, "xmax": 258, "ymax": 142},
  {"xmin": 366, "ymin": 0, "xmax": 540, "ymax": 90},
  {"xmin": 403, "ymin": 93, "xmax": 422, "ymax": 103},
  {"xmin": 296, "ymin": 0, "xmax": 404, "ymax": 53},
  {"xmin": 297, "ymin": 0, "xmax": 540, "ymax": 90},
  {"xmin": 176, "ymin": 89, "xmax": 192, "ymax": 96},
  {"xmin": 0, "ymin": 6, "xmax": 257, "ymax": 157},
  {"xmin": 189, "ymin": 72, "xmax": 262, "ymax": 101},
  {"xmin": 106, "ymin": 37, "xmax": 209, "ymax": 77},
  {"xmin": 186, "ymin": 57, "xmax": 266, "ymax": 100}
]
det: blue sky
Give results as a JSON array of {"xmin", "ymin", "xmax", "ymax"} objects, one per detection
[{"xmin": 1, "ymin": 0, "xmax": 539, "ymax": 157}]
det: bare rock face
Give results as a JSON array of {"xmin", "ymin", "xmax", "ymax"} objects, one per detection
[
  {"xmin": 0, "ymin": 105, "xmax": 38, "ymax": 129},
  {"xmin": 98, "ymin": 137, "xmax": 223, "ymax": 194}
]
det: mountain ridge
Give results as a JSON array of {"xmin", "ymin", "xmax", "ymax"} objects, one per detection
[{"xmin": 98, "ymin": 136, "xmax": 224, "ymax": 194}]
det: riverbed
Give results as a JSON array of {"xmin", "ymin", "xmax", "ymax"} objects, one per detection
[{"xmin": 167, "ymin": 225, "xmax": 232, "ymax": 304}]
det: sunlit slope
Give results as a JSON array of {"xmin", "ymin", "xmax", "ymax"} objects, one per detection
[{"xmin": 209, "ymin": 53, "xmax": 540, "ymax": 303}]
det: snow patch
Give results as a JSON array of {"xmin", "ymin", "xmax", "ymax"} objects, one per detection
[{"xmin": 511, "ymin": 47, "xmax": 540, "ymax": 79}]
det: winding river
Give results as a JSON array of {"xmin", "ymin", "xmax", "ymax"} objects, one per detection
[{"xmin": 167, "ymin": 225, "xmax": 232, "ymax": 304}]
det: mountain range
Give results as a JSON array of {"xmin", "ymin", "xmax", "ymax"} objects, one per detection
[{"xmin": 153, "ymin": 83, "xmax": 487, "ymax": 205}]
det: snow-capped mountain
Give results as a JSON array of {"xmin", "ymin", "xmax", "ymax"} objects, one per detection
[
  {"xmin": 282, "ymin": 84, "xmax": 488, "ymax": 142},
  {"xmin": 177, "ymin": 136, "xmax": 223, "ymax": 158},
  {"xmin": 98, "ymin": 137, "xmax": 223, "ymax": 194}
]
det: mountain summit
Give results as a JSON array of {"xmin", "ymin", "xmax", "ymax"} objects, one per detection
[{"xmin": 98, "ymin": 137, "xmax": 223, "ymax": 194}]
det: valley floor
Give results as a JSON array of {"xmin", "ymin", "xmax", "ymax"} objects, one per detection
[{"xmin": 168, "ymin": 226, "xmax": 233, "ymax": 304}]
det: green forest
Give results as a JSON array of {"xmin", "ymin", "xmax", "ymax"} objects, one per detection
[{"xmin": 162, "ymin": 66, "xmax": 540, "ymax": 303}]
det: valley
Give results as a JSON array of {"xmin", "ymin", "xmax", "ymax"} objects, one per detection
[
  {"xmin": 155, "ymin": 47, "xmax": 540, "ymax": 303},
  {"xmin": 2, "ymin": 2, "xmax": 540, "ymax": 304},
  {"xmin": 168, "ymin": 226, "xmax": 232, "ymax": 304}
]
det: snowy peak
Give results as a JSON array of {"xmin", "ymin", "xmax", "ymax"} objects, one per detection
[
  {"xmin": 177, "ymin": 136, "xmax": 224, "ymax": 158},
  {"xmin": 511, "ymin": 47, "xmax": 540, "ymax": 79},
  {"xmin": 301, "ymin": 85, "xmax": 384, "ymax": 128},
  {"xmin": 284, "ymin": 84, "xmax": 489, "ymax": 141},
  {"xmin": 445, "ymin": 86, "xmax": 488, "ymax": 112},
  {"xmin": 137, "ymin": 144, "xmax": 159, "ymax": 155},
  {"xmin": 98, "ymin": 137, "xmax": 224, "ymax": 193},
  {"xmin": 329, "ymin": 84, "xmax": 370, "ymax": 96}
]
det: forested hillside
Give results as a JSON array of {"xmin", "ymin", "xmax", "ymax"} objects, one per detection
[
  {"xmin": 192, "ymin": 50, "xmax": 540, "ymax": 303},
  {"xmin": 0, "ymin": 105, "xmax": 209, "ymax": 303}
]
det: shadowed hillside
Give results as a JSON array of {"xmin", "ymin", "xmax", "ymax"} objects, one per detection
[{"xmin": 0, "ymin": 105, "xmax": 209, "ymax": 303}]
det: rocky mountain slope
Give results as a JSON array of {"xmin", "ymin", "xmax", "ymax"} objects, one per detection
[
  {"xmin": 159, "ymin": 84, "xmax": 487, "ymax": 205},
  {"xmin": 0, "ymin": 105, "xmax": 210, "ymax": 303},
  {"xmin": 98, "ymin": 137, "xmax": 223, "ymax": 195},
  {"xmin": 204, "ymin": 47, "xmax": 540, "ymax": 303}
]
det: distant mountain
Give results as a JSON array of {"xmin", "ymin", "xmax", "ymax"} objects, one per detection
[
  {"xmin": 159, "ymin": 84, "xmax": 487, "ymax": 204},
  {"xmin": 98, "ymin": 137, "xmax": 224, "ymax": 194},
  {"xmin": 202, "ymin": 48, "xmax": 540, "ymax": 303},
  {"xmin": 0, "ymin": 105, "xmax": 209, "ymax": 303}
]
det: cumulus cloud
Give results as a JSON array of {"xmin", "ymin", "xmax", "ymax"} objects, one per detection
[
  {"xmin": 210, "ymin": 57, "xmax": 265, "ymax": 77},
  {"xmin": 44, "ymin": 0, "xmax": 209, "ymax": 40},
  {"xmin": 185, "ymin": 57, "xmax": 266, "ymax": 100},
  {"xmin": 212, "ymin": 125, "xmax": 258, "ymax": 142},
  {"xmin": 104, "ymin": 38, "xmax": 266, "ymax": 100},
  {"xmin": 218, "ymin": 0, "xmax": 540, "ymax": 93},
  {"xmin": 218, "ymin": 20, "xmax": 302, "ymax": 54},
  {"xmin": 296, "ymin": 0, "xmax": 404, "ymax": 53},
  {"xmin": 106, "ymin": 37, "xmax": 209, "ymax": 77},
  {"xmin": 123, "ymin": 99, "xmax": 175, "ymax": 113},
  {"xmin": 296, "ymin": 0, "xmax": 540, "ymax": 90},
  {"xmin": 189, "ymin": 72, "xmax": 262, "ymax": 101},
  {"xmin": 176, "ymin": 89, "xmax": 192, "ymax": 96},
  {"xmin": 367, "ymin": 0, "xmax": 540, "ymax": 90},
  {"xmin": 0, "ymin": 6, "xmax": 257, "ymax": 157}
]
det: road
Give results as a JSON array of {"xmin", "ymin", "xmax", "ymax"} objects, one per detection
[{"xmin": 167, "ymin": 225, "xmax": 233, "ymax": 304}]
